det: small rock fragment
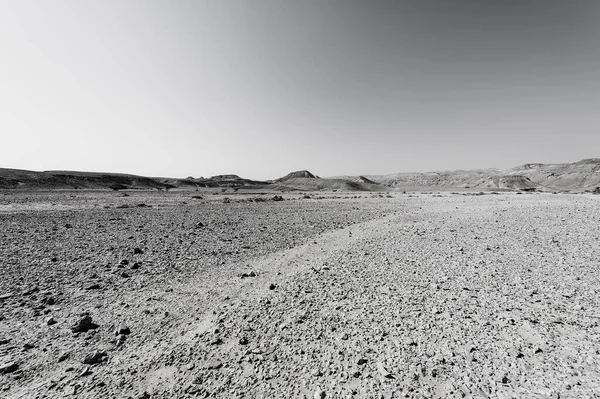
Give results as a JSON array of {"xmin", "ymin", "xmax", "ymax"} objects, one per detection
[
  {"xmin": 0, "ymin": 361, "xmax": 18, "ymax": 374},
  {"xmin": 71, "ymin": 314, "xmax": 96, "ymax": 333},
  {"xmin": 46, "ymin": 316, "xmax": 57, "ymax": 326},
  {"xmin": 82, "ymin": 350, "xmax": 106, "ymax": 365},
  {"xmin": 204, "ymin": 360, "xmax": 223, "ymax": 370},
  {"xmin": 133, "ymin": 248, "xmax": 143, "ymax": 254},
  {"xmin": 79, "ymin": 367, "xmax": 92, "ymax": 377},
  {"xmin": 115, "ymin": 323, "xmax": 131, "ymax": 336}
]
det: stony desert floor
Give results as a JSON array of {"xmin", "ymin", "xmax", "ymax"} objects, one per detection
[{"xmin": 1, "ymin": 191, "xmax": 599, "ymax": 399}]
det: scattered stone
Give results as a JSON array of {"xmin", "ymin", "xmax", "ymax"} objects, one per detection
[
  {"xmin": 269, "ymin": 283, "xmax": 276, "ymax": 290},
  {"xmin": 131, "ymin": 262, "xmax": 141, "ymax": 270},
  {"xmin": 22, "ymin": 286, "xmax": 39, "ymax": 296},
  {"xmin": 84, "ymin": 283, "xmax": 101, "ymax": 290},
  {"xmin": 64, "ymin": 385, "xmax": 78, "ymax": 395},
  {"xmin": 46, "ymin": 316, "xmax": 57, "ymax": 326},
  {"xmin": 239, "ymin": 337, "xmax": 249, "ymax": 345},
  {"xmin": 120, "ymin": 259, "xmax": 129, "ymax": 266},
  {"xmin": 79, "ymin": 367, "xmax": 92, "ymax": 377},
  {"xmin": 133, "ymin": 248, "xmax": 144, "ymax": 254},
  {"xmin": 0, "ymin": 362, "xmax": 18, "ymax": 374},
  {"xmin": 44, "ymin": 296, "xmax": 57, "ymax": 305},
  {"xmin": 377, "ymin": 362, "xmax": 394, "ymax": 379},
  {"xmin": 65, "ymin": 224, "xmax": 72, "ymax": 229},
  {"xmin": 116, "ymin": 334, "xmax": 127, "ymax": 345},
  {"xmin": 115, "ymin": 323, "xmax": 131, "ymax": 336},
  {"xmin": 204, "ymin": 360, "xmax": 223, "ymax": 370},
  {"xmin": 58, "ymin": 352, "xmax": 69, "ymax": 362},
  {"xmin": 356, "ymin": 358, "xmax": 368, "ymax": 366},
  {"xmin": 82, "ymin": 350, "xmax": 106, "ymax": 365},
  {"xmin": 71, "ymin": 314, "xmax": 97, "ymax": 333}
]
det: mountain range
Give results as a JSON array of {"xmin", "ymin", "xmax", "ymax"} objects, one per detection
[{"xmin": 1, "ymin": 158, "xmax": 599, "ymax": 192}]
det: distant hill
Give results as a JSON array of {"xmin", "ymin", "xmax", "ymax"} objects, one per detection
[
  {"xmin": 274, "ymin": 170, "xmax": 318, "ymax": 182},
  {"xmin": 269, "ymin": 177, "xmax": 389, "ymax": 192},
  {"xmin": 270, "ymin": 170, "xmax": 388, "ymax": 192},
  {"xmin": 364, "ymin": 158, "xmax": 600, "ymax": 192},
  {"xmin": 0, "ymin": 169, "xmax": 174, "ymax": 190},
  {"xmin": 0, "ymin": 169, "xmax": 268, "ymax": 191}
]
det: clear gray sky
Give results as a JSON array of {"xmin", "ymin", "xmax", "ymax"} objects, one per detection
[{"xmin": 1, "ymin": 1, "xmax": 599, "ymax": 180}]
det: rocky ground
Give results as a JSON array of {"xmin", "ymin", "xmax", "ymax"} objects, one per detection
[{"xmin": 1, "ymin": 191, "xmax": 599, "ymax": 398}]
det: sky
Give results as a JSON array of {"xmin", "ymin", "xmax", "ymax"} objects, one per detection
[{"xmin": 1, "ymin": 0, "xmax": 599, "ymax": 180}]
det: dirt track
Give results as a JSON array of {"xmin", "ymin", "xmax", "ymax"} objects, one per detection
[{"xmin": 1, "ymin": 192, "xmax": 599, "ymax": 398}]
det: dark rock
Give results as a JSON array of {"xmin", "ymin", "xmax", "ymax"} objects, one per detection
[
  {"xmin": 0, "ymin": 362, "xmax": 18, "ymax": 374},
  {"xmin": 133, "ymin": 248, "xmax": 143, "ymax": 255},
  {"xmin": 58, "ymin": 352, "xmax": 69, "ymax": 362},
  {"xmin": 71, "ymin": 315, "xmax": 97, "ymax": 333},
  {"xmin": 44, "ymin": 296, "xmax": 57, "ymax": 305},
  {"xmin": 65, "ymin": 224, "xmax": 72, "ymax": 229},
  {"xmin": 115, "ymin": 323, "xmax": 131, "ymax": 336},
  {"xmin": 269, "ymin": 283, "xmax": 276, "ymax": 290},
  {"xmin": 239, "ymin": 337, "xmax": 249, "ymax": 345},
  {"xmin": 46, "ymin": 316, "xmax": 57, "ymax": 326},
  {"xmin": 84, "ymin": 283, "xmax": 101, "ymax": 290},
  {"xmin": 131, "ymin": 262, "xmax": 141, "ymax": 270},
  {"xmin": 120, "ymin": 259, "xmax": 129, "ymax": 266}
]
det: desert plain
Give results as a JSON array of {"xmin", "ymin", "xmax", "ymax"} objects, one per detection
[{"xmin": 1, "ymin": 190, "xmax": 600, "ymax": 399}]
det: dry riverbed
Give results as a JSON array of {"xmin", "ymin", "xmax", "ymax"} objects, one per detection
[{"xmin": 1, "ymin": 191, "xmax": 599, "ymax": 398}]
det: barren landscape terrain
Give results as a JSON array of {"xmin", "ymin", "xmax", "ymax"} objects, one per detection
[{"xmin": 1, "ymin": 190, "xmax": 600, "ymax": 398}]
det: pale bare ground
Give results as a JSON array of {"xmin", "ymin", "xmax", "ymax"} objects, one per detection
[{"xmin": 1, "ymin": 191, "xmax": 599, "ymax": 398}]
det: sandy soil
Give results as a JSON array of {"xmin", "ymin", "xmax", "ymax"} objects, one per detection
[{"xmin": 1, "ymin": 191, "xmax": 599, "ymax": 398}]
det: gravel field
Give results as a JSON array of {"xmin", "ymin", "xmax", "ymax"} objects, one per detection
[{"xmin": 1, "ymin": 191, "xmax": 599, "ymax": 398}]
